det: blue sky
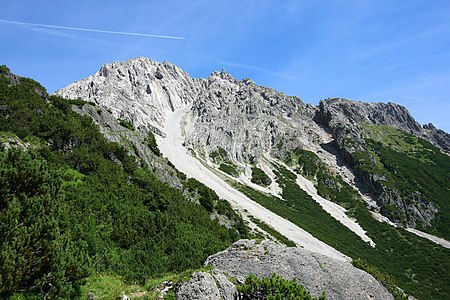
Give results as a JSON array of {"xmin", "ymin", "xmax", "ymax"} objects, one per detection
[{"xmin": 1, "ymin": 0, "xmax": 449, "ymax": 131}]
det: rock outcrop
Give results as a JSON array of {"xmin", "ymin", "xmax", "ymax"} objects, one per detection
[
  {"xmin": 315, "ymin": 98, "xmax": 450, "ymax": 152},
  {"xmin": 423, "ymin": 123, "xmax": 450, "ymax": 151},
  {"xmin": 0, "ymin": 65, "xmax": 47, "ymax": 97},
  {"xmin": 177, "ymin": 270, "xmax": 237, "ymax": 300},
  {"xmin": 317, "ymin": 98, "xmax": 423, "ymax": 134},
  {"xmin": 184, "ymin": 70, "xmax": 324, "ymax": 163},
  {"xmin": 177, "ymin": 240, "xmax": 394, "ymax": 300}
]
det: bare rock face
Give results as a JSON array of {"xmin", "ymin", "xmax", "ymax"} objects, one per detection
[
  {"xmin": 317, "ymin": 98, "xmax": 450, "ymax": 153},
  {"xmin": 423, "ymin": 123, "xmax": 450, "ymax": 151},
  {"xmin": 316, "ymin": 98, "xmax": 422, "ymax": 158},
  {"xmin": 202, "ymin": 240, "xmax": 394, "ymax": 300},
  {"xmin": 55, "ymin": 60, "xmax": 330, "ymax": 164},
  {"xmin": 210, "ymin": 269, "xmax": 237, "ymax": 300},
  {"xmin": 184, "ymin": 70, "xmax": 324, "ymax": 163},
  {"xmin": 176, "ymin": 272, "xmax": 220, "ymax": 300},
  {"xmin": 318, "ymin": 98, "xmax": 423, "ymax": 133},
  {"xmin": 55, "ymin": 57, "xmax": 201, "ymax": 131}
]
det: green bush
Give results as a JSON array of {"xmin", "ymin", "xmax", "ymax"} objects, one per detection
[
  {"xmin": 118, "ymin": 118, "xmax": 134, "ymax": 130},
  {"xmin": 147, "ymin": 130, "xmax": 161, "ymax": 156},
  {"xmin": 352, "ymin": 258, "xmax": 408, "ymax": 300},
  {"xmin": 0, "ymin": 65, "xmax": 10, "ymax": 75},
  {"xmin": 0, "ymin": 149, "xmax": 89, "ymax": 299},
  {"xmin": 219, "ymin": 163, "xmax": 239, "ymax": 177},
  {"xmin": 237, "ymin": 273, "xmax": 326, "ymax": 300},
  {"xmin": 251, "ymin": 167, "xmax": 272, "ymax": 186},
  {"xmin": 209, "ymin": 147, "xmax": 228, "ymax": 162},
  {"xmin": 209, "ymin": 147, "xmax": 239, "ymax": 177}
]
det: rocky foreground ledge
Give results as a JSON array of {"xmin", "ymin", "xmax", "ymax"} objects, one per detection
[{"xmin": 177, "ymin": 239, "xmax": 393, "ymax": 300}]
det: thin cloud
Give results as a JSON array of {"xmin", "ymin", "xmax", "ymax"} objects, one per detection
[
  {"xmin": 0, "ymin": 19, "xmax": 185, "ymax": 40},
  {"xmin": 28, "ymin": 26, "xmax": 120, "ymax": 48}
]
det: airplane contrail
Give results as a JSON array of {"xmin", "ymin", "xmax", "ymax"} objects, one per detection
[{"xmin": 0, "ymin": 19, "xmax": 185, "ymax": 40}]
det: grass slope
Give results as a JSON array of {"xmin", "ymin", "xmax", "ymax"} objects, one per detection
[
  {"xmin": 359, "ymin": 124, "xmax": 450, "ymax": 239},
  {"xmin": 234, "ymin": 159, "xmax": 450, "ymax": 300}
]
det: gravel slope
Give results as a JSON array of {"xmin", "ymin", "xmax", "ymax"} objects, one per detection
[
  {"xmin": 157, "ymin": 105, "xmax": 349, "ymax": 261},
  {"xmin": 294, "ymin": 171, "xmax": 376, "ymax": 247}
]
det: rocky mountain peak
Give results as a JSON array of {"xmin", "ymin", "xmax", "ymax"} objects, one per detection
[
  {"xmin": 55, "ymin": 57, "xmax": 200, "ymax": 131},
  {"xmin": 210, "ymin": 68, "xmax": 235, "ymax": 81},
  {"xmin": 318, "ymin": 98, "xmax": 423, "ymax": 133},
  {"xmin": 184, "ymin": 71, "xmax": 315, "ymax": 162},
  {"xmin": 316, "ymin": 97, "xmax": 450, "ymax": 154}
]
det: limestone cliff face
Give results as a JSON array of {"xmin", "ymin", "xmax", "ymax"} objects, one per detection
[
  {"xmin": 55, "ymin": 58, "xmax": 330, "ymax": 164},
  {"xmin": 184, "ymin": 70, "xmax": 323, "ymax": 163},
  {"xmin": 55, "ymin": 58, "xmax": 449, "ymax": 161},
  {"xmin": 55, "ymin": 57, "xmax": 201, "ymax": 131}
]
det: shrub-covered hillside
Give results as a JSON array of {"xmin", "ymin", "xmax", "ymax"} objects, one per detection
[{"xmin": 0, "ymin": 66, "xmax": 246, "ymax": 299}]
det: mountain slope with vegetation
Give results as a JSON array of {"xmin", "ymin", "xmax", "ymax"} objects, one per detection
[
  {"xmin": 0, "ymin": 66, "xmax": 247, "ymax": 299},
  {"xmin": 5, "ymin": 57, "xmax": 450, "ymax": 299},
  {"xmin": 53, "ymin": 57, "xmax": 450, "ymax": 300},
  {"xmin": 317, "ymin": 99, "xmax": 450, "ymax": 239}
]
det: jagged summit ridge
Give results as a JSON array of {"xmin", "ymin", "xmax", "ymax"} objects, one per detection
[
  {"xmin": 54, "ymin": 57, "xmax": 450, "ymax": 187},
  {"xmin": 55, "ymin": 57, "xmax": 200, "ymax": 130},
  {"xmin": 185, "ymin": 68, "xmax": 320, "ymax": 162},
  {"xmin": 56, "ymin": 57, "xmax": 449, "ymax": 158},
  {"xmin": 319, "ymin": 98, "xmax": 422, "ymax": 132}
]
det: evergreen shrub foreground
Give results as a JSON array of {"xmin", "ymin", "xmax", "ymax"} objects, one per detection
[
  {"xmin": 237, "ymin": 274, "xmax": 326, "ymax": 300},
  {"xmin": 0, "ymin": 68, "xmax": 244, "ymax": 299}
]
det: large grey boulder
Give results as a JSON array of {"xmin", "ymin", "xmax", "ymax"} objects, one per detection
[
  {"xmin": 176, "ymin": 271, "xmax": 233, "ymax": 300},
  {"xmin": 204, "ymin": 240, "xmax": 394, "ymax": 300}
]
